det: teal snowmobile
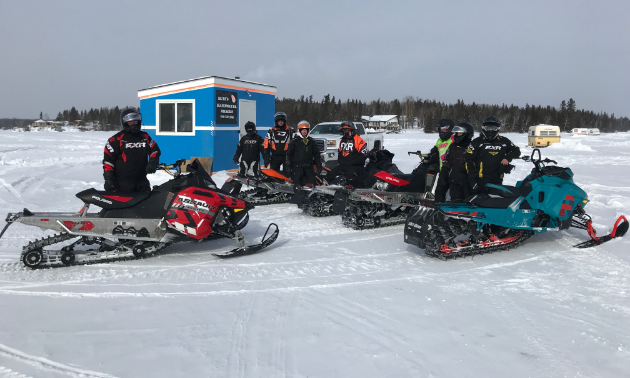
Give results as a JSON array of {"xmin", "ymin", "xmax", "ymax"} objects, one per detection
[{"xmin": 404, "ymin": 149, "xmax": 628, "ymax": 259}]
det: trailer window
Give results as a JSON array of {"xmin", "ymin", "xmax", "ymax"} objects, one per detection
[{"xmin": 157, "ymin": 100, "xmax": 194, "ymax": 134}]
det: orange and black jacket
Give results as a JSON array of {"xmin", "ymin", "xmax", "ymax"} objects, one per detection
[
  {"xmin": 103, "ymin": 131, "xmax": 160, "ymax": 180},
  {"xmin": 263, "ymin": 126, "xmax": 292, "ymax": 158},
  {"xmin": 338, "ymin": 134, "xmax": 369, "ymax": 167}
]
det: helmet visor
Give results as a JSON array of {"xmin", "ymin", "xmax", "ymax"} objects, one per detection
[
  {"xmin": 482, "ymin": 125, "xmax": 500, "ymax": 132},
  {"xmin": 451, "ymin": 126, "xmax": 466, "ymax": 133},
  {"xmin": 438, "ymin": 126, "xmax": 451, "ymax": 133},
  {"xmin": 122, "ymin": 112, "xmax": 142, "ymax": 124}
]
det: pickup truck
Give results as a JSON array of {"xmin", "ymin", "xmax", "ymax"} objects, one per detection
[{"xmin": 310, "ymin": 122, "xmax": 385, "ymax": 168}]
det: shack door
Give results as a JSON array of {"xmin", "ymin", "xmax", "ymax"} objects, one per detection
[{"xmin": 239, "ymin": 100, "xmax": 256, "ymax": 138}]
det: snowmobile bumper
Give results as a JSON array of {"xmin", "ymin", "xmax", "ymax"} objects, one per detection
[{"xmin": 404, "ymin": 204, "xmax": 438, "ymax": 249}]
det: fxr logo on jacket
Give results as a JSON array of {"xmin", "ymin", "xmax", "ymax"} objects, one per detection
[
  {"xmin": 339, "ymin": 142, "xmax": 355, "ymax": 157},
  {"xmin": 126, "ymin": 142, "xmax": 147, "ymax": 148}
]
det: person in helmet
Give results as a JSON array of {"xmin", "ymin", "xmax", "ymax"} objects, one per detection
[
  {"xmin": 328, "ymin": 121, "xmax": 370, "ymax": 186},
  {"xmin": 102, "ymin": 108, "xmax": 161, "ymax": 192},
  {"xmin": 422, "ymin": 119, "xmax": 455, "ymax": 169},
  {"xmin": 465, "ymin": 116, "xmax": 521, "ymax": 194},
  {"xmin": 435, "ymin": 122, "xmax": 475, "ymax": 202},
  {"xmin": 234, "ymin": 121, "xmax": 265, "ymax": 178},
  {"xmin": 263, "ymin": 112, "xmax": 293, "ymax": 173},
  {"xmin": 286, "ymin": 120, "xmax": 322, "ymax": 186}
]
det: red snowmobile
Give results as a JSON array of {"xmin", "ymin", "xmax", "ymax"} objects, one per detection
[{"xmin": 0, "ymin": 159, "xmax": 279, "ymax": 268}]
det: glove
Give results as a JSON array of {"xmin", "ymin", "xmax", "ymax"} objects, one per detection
[
  {"xmin": 502, "ymin": 164, "xmax": 515, "ymax": 174},
  {"xmin": 146, "ymin": 159, "xmax": 158, "ymax": 174},
  {"xmin": 233, "ymin": 158, "xmax": 239, "ymax": 165},
  {"xmin": 264, "ymin": 158, "xmax": 271, "ymax": 167},
  {"xmin": 103, "ymin": 171, "xmax": 117, "ymax": 191}
]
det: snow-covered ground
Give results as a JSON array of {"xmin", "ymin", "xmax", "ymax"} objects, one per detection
[{"xmin": 1, "ymin": 129, "xmax": 629, "ymax": 378}]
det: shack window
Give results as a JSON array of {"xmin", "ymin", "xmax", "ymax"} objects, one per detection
[{"xmin": 157, "ymin": 100, "xmax": 194, "ymax": 133}]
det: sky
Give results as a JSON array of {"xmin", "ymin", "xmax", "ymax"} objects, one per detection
[{"xmin": 1, "ymin": 0, "xmax": 629, "ymax": 119}]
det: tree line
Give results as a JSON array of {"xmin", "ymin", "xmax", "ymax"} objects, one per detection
[
  {"xmin": 53, "ymin": 106, "xmax": 138, "ymax": 131},
  {"xmin": 275, "ymin": 96, "xmax": 630, "ymax": 133}
]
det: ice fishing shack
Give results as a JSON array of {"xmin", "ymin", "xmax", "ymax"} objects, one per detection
[{"xmin": 138, "ymin": 76, "xmax": 276, "ymax": 172}]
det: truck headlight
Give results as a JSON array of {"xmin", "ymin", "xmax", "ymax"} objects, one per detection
[{"xmin": 327, "ymin": 140, "xmax": 336, "ymax": 146}]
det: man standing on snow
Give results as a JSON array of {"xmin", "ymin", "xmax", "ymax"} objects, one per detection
[
  {"xmin": 263, "ymin": 112, "xmax": 293, "ymax": 173},
  {"xmin": 234, "ymin": 121, "xmax": 265, "ymax": 178},
  {"xmin": 286, "ymin": 120, "xmax": 322, "ymax": 187},
  {"xmin": 102, "ymin": 108, "xmax": 161, "ymax": 192},
  {"xmin": 466, "ymin": 116, "xmax": 520, "ymax": 194}
]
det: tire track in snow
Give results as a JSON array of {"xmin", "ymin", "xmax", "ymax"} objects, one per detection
[
  {"xmin": 0, "ymin": 365, "xmax": 32, "ymax": 378},
  {"xmin": 300, "ymin": 289, "xmax": 427, "ymax": 373},
  {"xmin": 0, "ymin": 343, "xmax": 117, "ymax": 378},
  {"xmin": 226, "ymin": 282, "xmax": 259, "ymax": 378}
]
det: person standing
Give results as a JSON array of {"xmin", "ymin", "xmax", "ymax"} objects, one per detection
[
  {"xmin": 435, "ymin": 122, "xmax": 475, "ymax": 202},
  {"xmin": 466, "ymin": 116, "xmax": 521, "ymax": 194},
  {"xmin": 286, "ymin": 120, "xmax": 322, "ymax": 186},
  {"xmin": 263, "ymin": 112, "xmax": 292, "ymax": 172},
  {"xmin": 234, "ymin": 121, "xmax": 265, "ymax": 177},
  {"xmin": 328, "ymin": 121, "xmax": 369, "ymax": 186},
  {"xmin": 103, "ymin": 108, "xmax": 161, "ymax": 192}
]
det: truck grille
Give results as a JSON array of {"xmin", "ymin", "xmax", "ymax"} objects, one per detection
[{"xmin": 315, "ymin": 139, "xmax": 325, "ymax": 152}]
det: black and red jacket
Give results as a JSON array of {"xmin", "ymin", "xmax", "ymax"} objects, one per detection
[
  {"xmin": 338, "ymin": 134, "xmax": 369, "ymax": 167},
  {"xmin": 103, "ymin": 131, "xmax": 160, "ymax": 180}
]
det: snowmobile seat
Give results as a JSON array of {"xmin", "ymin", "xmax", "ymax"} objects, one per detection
[
  {"xmin": 466, "ymin": 194, "xmax": 520, "ymax": 209},
  {"xmin": 485, "ymin": 184, "xmax": 521, "ymax": 198},
  {"xmin": 76, "ymin": 188, "xmax": 151, "ymax": 210}
]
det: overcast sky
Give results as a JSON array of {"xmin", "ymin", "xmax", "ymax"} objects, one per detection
[{"xmin": 1, "ymin": 0, "xmax": 628, "ymax": 119}]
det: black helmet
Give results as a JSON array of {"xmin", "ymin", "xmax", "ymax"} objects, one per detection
[
  {"xmin": 436, "ymin": 119, "xmax": 454, "ymax": 140},
  {"xmin": 121, "ymin": 108, "xmax": 142, "ymax": 135},
  {"xmin": 339, "ymin": 121, "xmax": 356, "ymax": 137},
  {"xmin": 481, "ymin": 116, "xmax": 501, "ymax": 140},
  {"xmin": 452, "ymin": 122, "xmax": 474, "ymax": 145},
  {"xmin": 244, "ymin": 121, "xmax": 256, "ymax": 135},
  {"xmin": 274, "ymin": 112, "xmax": 287, "ymax": 128}
]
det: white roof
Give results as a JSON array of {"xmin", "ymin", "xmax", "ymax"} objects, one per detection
[
  {"xmin": 138, "ymin": 76, "xmax": 276, "ymax": 99},
  {"xmin": 34, "ymin": 119, "xmax": 45, "ymax": 122},
  {"xmin": 362, "ymin": 115, "xmax": 398, "ymax": 122}
]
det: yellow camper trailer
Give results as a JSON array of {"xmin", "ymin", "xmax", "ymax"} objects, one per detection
[{"xmin": 528, "ymin": 125, "xmax": 561, "ymax": 147}]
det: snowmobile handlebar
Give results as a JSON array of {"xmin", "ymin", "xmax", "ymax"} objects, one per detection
[
  {"xmin": 519, "ymin": 149, "xmax": 557, "ymax": 170},
  {"xmin": 408, "ymin": 151, "xmax": 428, "ymax": 157},
  {"xmin": 157, "ymin": 159, "xmax": 187, "ymax": 171}
]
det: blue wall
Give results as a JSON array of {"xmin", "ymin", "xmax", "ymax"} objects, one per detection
[{"xmin": 140, "ymin": 85, "xmax": 275, "ymax": 172}]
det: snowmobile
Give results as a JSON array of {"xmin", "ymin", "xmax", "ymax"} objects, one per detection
[
  {"xmin": 330, "ymin": 150, "xmax": 440, "ymax": 229},
  {"xmin": 404, "ymin": 149, "xmax": 628, "ymax": 260},
  {"xmin": 0, "ymin": 159, "xmax": 279, "ymax": 268},
  {"xmin": 221, "ymin": 166, "xmax": 332, "ymax": 208}
]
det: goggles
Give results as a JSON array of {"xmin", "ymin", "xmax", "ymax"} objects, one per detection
[
  {"xmin": 451, "ymin": 126, "xmax": 466, "ymax": 133},
  {"xmin": 122, "ymin": 112, "xmax": 142, "ymax": 124},
  {"xmin": 438, "ymin": 126, "xmax": 451, "ymax": 133},
  {"xmin": 482, "ymin": 125, "xmax": 500, "ymax": 132}
]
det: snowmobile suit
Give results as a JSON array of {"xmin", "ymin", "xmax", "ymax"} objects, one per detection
[
  {"xmin": 465, "ymin": 135, "xmax": 520, "ymax": 190},
  {"xmin": 103, "ymin": 130, "xmax": 160, "ymax": 192},
  {"xmin": 328, "ymin": 134, "xmax": 369, "ymax": 186},
  {"xmin": 425, "ymin": 136, "xmax": 454, "ymax": 170},
  {"xmin": 263, "ymin": 126, "xmax": 292, "ymax": 171},
  {"xmin": 286, "ymin": 135, "xmax": 322, "ymax": 186},
  {"xmin": 234, "ymin": 133, "xmax": 265, "ymax": 177},
  {"xmin": 435, "ymin": 144, "xmax": 472, "ymax": 202}
]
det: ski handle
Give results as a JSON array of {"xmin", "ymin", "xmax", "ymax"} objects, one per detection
[{"xmin": 519, "ymin": 148, "xmax": 557, "ymax": 171}]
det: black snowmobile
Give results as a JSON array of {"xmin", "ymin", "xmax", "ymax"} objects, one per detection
[
  {"xmin": 330, "ymin": 150, "xmax": 440, "ymax": 229},
  {"xmin": 0, "ymin": 159, "xmax": 279, "ymax": 268}
]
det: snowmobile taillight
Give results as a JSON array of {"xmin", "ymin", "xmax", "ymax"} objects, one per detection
[{"xmin": 345, "ymin": 185, "xmax": 354, "ymax": 190}]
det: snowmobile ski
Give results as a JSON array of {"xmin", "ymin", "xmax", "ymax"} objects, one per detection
[{"xmin": 212, "ymin": 223, "xmax": 279, "ymax": 258}]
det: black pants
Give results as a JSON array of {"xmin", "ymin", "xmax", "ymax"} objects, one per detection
[
  {"xmin": 239, "ymin": 160, "xmax": 260, "ymax": 177},
  {"xmin": 435, "ymin": 180, "xmax": 472, "ymax": 203},
  {"xmin": 292, "ymin": 166, "xmax": 316, "ymax": 186},
  {"xmin": 117, "ymin": 177, "xmax": 151, "ymax": 192},
  {"xmin": 269, "ymin": 154, "xmax": 286, "ymax": 173}
]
